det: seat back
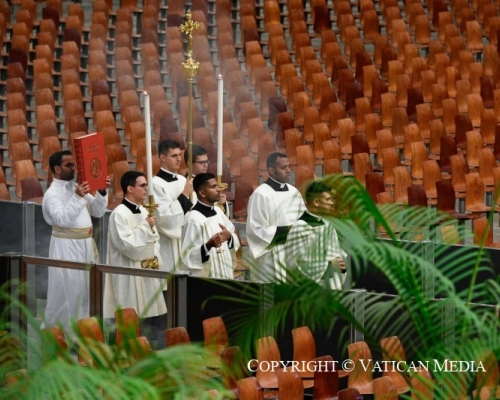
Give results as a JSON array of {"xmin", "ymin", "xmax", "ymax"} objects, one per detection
[
  {"xmin": 77, "ymin": 316, "xmax": 107, "ymax": 366},
  {"xmin": 21, "ymin": 177, "xmax": 43, "ymax": 202},
  {"xmin": 366, "ymin": 172, "xmax": 386, "ymax": 202},
  {"xmin": 393, "ymin": 166, "xmax": 412, "ymax": 204},
  {"xmin": 128, "ymin": 336, "xmax": 153, "ymax": 361},
  {"xmin": 338, "ymin": 387, "xmax": 363, "ymax": 400},
  {"xmin": 15, "ymin": 160, "xmax": 37, "ymax": 199},
  {"xmin": 221, "ymin": 346, "xmax": 248, "ymax": 392},
  {"xmin": 277, "ymin": 368, "xmax": 304, "ymax": 400},
  {"xmin": 465, "ymin": 172, "xmax": 489, "ymax": 212},
  {"xmin": 407, "ymin": 184, "xmax": 428, "ymax": 207},
  {"xmin": 203, "ymin": 316, "xmax": 228, "ymax": 358},
  {"xmin": 236, "ymin": 377, "xmax": 264, "ymax": 400},
  {"xmin": 347, "ymin": 341, "xmax": 374, "ymax": 394},
  {"xmin": 114, "ymin": 307, "xmax": 140, "ymax": 346},
  {"xmin": 473, "ymin": 217, "xmax": 494, "ymax": 246},
  {"xmin": 410, "ymin": 368, "xmax": 434, "ymax": 400},
  {"xmin": 0, "ymin": 183, "xmax": 11, "ymax": 200},
  {"xmin": 313, "ymin": 355, "xmax": 339, "ymax": 399},
  {"xmin": 372, "ymin": 376, "xmax": 398, "ymax": 400},
  {"xmin": 256, "ymin": 336, "xmax": 281, "ymax": 388},
  {"xmin": 421, "ymin": 160, "xmax": 440, "ymax": 200},
  {"xmin": 436, "ymin": 179, "xmax": 457, "ymax": 213},
  {"xmin": 41, "ymin": 326, "xmax": 68, "ymax": 357},
  {"xmin": 353, "ymin": 153, "xmax": 373, "ymax": 187},
  {"xmin": 292, "ymin": 326, "xmax": 316, "ymax": 366},
  {"xmin": 165, "ymin": 326, "xmax": 191, "ymax": 347}
]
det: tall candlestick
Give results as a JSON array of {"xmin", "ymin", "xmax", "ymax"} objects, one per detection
[
  {"xmin": 217, "ymin": 74, "xmax": 223, "ymax": 177},
  {"xmin": 144, "ymin": 91, "xmax": 154, "ymax": 197}
]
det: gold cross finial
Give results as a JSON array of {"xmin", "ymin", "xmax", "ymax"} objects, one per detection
[{"xmin": 179, "ymin": 9, "xmax": 200, "ymax": 42}]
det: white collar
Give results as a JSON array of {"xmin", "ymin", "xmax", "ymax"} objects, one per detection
[
  {"xmin": 269, "ymin": 176, "xmax": 287, "ymax": 189},
  {"xmin": 124, "ymin": 198, "xmax": 141, "ymax": 211},
  {"xmin": 197, "ymin": 201, "xmax": 215, "ymax": 210},
  {"xmin": 161, "ymin": 167, "xmax": 177, "ymax": 178}
]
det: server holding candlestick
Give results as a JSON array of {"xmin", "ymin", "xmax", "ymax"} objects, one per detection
[
  {"xmin": 216, "ymin": 74, "xmax": 228, "ymax": 220},
  {"xmin": 142, "ymin": 91, "xmax": 159, "ymax": 236},
  {"xmin": 146, "ymin": 11, "xmax": 199, "ymax": 273},
  {"xmin": 215, "ymin": 75, "xmax": 229, "ymax": 253},
  {"xmin": 217, "ymin": 74, "xmax": 224, "ymax": 179}
]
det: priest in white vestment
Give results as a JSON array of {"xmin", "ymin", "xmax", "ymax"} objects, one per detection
[
  {"xmin": 152, "ymin": 139, "xmax": 193, "ymax": 272},
  {"xmin": 246, "ymin": 152, "xmax": 305, "ymax": 282},
  {"xmin": 104, "ymin": 171, "xmax": 167, "ymax": 347},
  {"xmin": 41, "ymin": 150, "xmax": 110, "ymax": 337},
  {"xmin": 284, "ymin": 180, "xmax": 347, "ymax": 288},
  {"xmin": 181, "ymin": 173, "xmax": 240, "ymax": 279},
  {"xmin": 184, "ymin": 144, "xmax": 230, "ymax": 217}
]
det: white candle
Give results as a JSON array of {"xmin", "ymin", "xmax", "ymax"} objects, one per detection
[
  {"xmin": 144, "ymin": 91, "xmax": 154, "ymax": 197},
  {"xmin": 217, "ymin": 74, "xmax": 223, "ymax": 177}
]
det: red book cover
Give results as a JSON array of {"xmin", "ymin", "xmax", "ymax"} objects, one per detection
[{"xmin": 73, "ymin": 132, "xmax": 108, "ymax": 192}]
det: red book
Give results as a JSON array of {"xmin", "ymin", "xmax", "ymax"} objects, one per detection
[{"xmin": 73, "ymin": 132, "xmax": 108, "ymax": 192}]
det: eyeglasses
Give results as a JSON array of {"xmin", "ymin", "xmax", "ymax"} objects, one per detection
[
  {"xmin": 134, "ymin": 183, "xmax": 148, "ymax": 189},
  {"xmin": 63, "ymin": 163, "xmax": 76, "ymax": 169},
  {"xmin": 194, "ymin": 160, "xmax": 210, "ymax": 166}
]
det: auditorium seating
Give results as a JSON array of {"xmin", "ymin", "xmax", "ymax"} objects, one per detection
[{"xmin": 0, "ymin": 0, "xmax": 495, "ymax": 253}]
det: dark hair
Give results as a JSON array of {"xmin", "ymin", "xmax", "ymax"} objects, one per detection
[
  {"xmin": 266, "ymin": 152, "xmax": 288, "ymax": 170},
  {"xmin": 49, "ymin": 150, "xmax": 72, "ymax": 173},
  {"xmin": 304, "ymin": 180, "xmax": 331, "ymax": 204},
  {"xmin": 121, "ymin": 171, "xmax": 145, "ymax": 194},
  {"xmin": 158, "ymin": 139, "xmax": 180, "ymax": 155},
  {"xmin": 184, "ymin": 144, "xmax": 207, "ymax": 164},
  {"xmin": 193, "ymin": 172, "xmax": 216, "ymax": 194}
]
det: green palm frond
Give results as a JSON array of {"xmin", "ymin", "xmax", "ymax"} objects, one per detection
[
  {"xmin": 222, "ymin": 173, "xmax": 500, "ymax": 399},
  {"xmin": 0, "ymin": 286, "xmax": 228, "ymax": 400}
]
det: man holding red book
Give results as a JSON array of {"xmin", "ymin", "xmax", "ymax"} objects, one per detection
[{"xmin": 41, "ymin": 150, "xmax": 111, "ymax": 337}]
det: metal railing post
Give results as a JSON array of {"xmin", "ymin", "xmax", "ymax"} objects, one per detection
[
  {"xmin": 350, "ymin": 289, "xmax": 366, "ymax": 343},
  {"xmin": 22, "ymin": 202, "xmax": 37, "ymax": 315},
  {"xmin": 167, "ymin": 274, "xmax": 188, "ymax": 329},
  {"xmin": 422, "ymin": 240, "xmax": 435, "ymax": 299},
  {"xmin": 90, "ymin": 263, "xmax": 103, "ymax": 319}
]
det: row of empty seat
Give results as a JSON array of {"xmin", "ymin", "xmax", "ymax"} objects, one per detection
[{"xmin": 2, "ymin": 0, "xmax": 500, "ymax": 241}]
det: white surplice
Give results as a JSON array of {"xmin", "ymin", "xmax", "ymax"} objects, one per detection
[
  {"xmin": 285, "ymin": 211, "xmax": 347, "ymax": 284},
  {"xmin": 181, "ymin": 203, "xmax": 240, "ymax": 279},
  {"xmin": 103, "ymin": 201, "xmax": 167, "ymax": 319},
  {"xmin": 152, "ymin": 170, "xmax": 191, "ymax": 272},
  {"xmin": 246, "ymin": 179, "xmax": 305, "ymax": 282},
  {"xmin": 41, "ymin": 179, "xmax": 108, "ymax": 335}
]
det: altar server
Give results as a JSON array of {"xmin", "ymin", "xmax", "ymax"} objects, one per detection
[
  {"xmin": 181, "ymin": 173, "xmax": 240, "ymax": 279},
  {"xmin": 246, "ymin": 152, "xmax": 305, "ymax": 282}
]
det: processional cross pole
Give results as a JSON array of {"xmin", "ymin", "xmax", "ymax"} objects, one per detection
[
  {"xmin": 179, "ymin": 10, "xmax": 200, "ymax": 184},
  {"xmin": 180, "ymin": 12, "xmax": 224, "ymax": 252}
]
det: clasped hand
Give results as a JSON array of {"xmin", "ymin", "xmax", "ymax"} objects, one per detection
[{"xmin": 206, "ymin": 224, "xmax": 231, "ymax": 250}]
